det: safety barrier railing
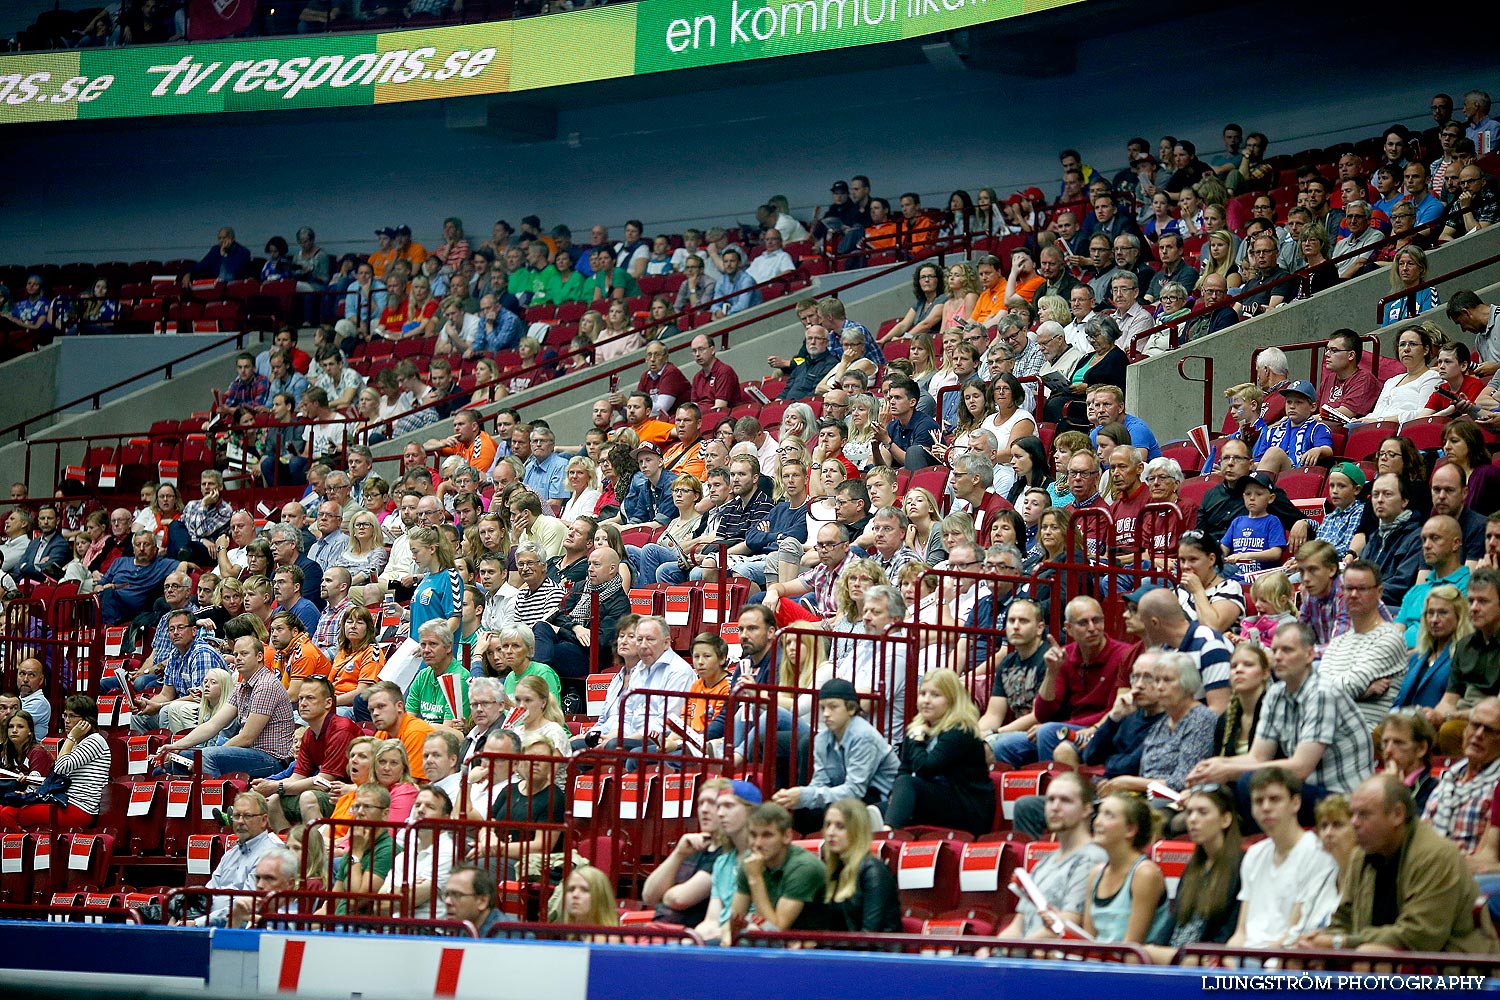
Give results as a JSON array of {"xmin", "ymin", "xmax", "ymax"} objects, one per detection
[
  {"xmin": 0, "ymin": 901, "xmax": 145, "ymax": 924},
  {"xmin": 1375, "ymin": 249, "xmax": 1500, "ymax": 323},
  {"xmin": 259, "ymin": 889, "xmax": 479, "ymax": 936},
  {"xmin": 485, "ymin": 920, "xmax": 705, "ymax": 944},
  {"xmin": 161, "ymin": 886, "xmax": 273, "ymax": 927},
  {"xmin": 1250, "ymin": 332, "xmax": 1384, "ymax": 389},
  {"xmin": 1, "ymin": 592, "xmax": 102, "ymax": 702},
  {"xmin": 742, "ymin": 927, "xmax": 1152, "ymax": 961},
  {"xmin": 1125, "ymin": 208, "xmax": 1461, "ymax": 362}
]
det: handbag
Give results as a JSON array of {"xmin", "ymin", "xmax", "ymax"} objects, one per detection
[{"xmin": 1, "ymin": 770, "xmax": 69, "ymax": 808}]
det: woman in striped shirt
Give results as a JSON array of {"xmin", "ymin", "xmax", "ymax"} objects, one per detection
[{"xmin": 0, "ymin": 695, "xmax": 111, "ymax": 830}]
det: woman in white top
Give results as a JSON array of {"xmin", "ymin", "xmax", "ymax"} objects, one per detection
[
  {"xmin": 979, "ymin": 373, "xmax": 1037, "ymax": 453},
  {"xmin": 1362, "ymin": 322, "xmax": 1442, "ymax": 424},
  {"xmin": 560, "ymin": 456, "xmax": 602, "ymax": 521},
  {"xmin": 511, "ymin": 674, "xmax": 572, "ymax": 789},
  {"xmin": 843, "ymin": 394, "xmax": 884, "ymax": 470},
  {"xmin": 808, "ymin": 461, "xmax": 845, "ymax": 525}
]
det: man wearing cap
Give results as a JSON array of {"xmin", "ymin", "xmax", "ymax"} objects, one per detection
[
  {"xmin": 391, "ymin": 225, "xmax": 427, "ymax": 275},
  {"xmin": 696, "ymin": 779, "xmax": 760, "ymax": 943},
  {"xmin": 1254, "ymin": 380, "xmax": 1334, "ymax": 476},
  {"xmin": 772, "ymin": 678, "xmax": 900, "ymax": 833},
  {"xmin": 621, "ymin": 442, "xmax": 678, "ymax": 527},
  {"xmin": 817, "ymin": 180, "xmax": 863, "ymax": 243}
]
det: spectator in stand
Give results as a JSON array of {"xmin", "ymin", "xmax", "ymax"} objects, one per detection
[
  {"xmin": 534, "ymin": 547, "xmax": 630, "ymax": 679},
  {"xmin": 1440, "ymin": 165, "xmax": 1500, "ymax": 243},
  {"xmin": 1253, "ymin": 380, "xmax": 1333, "ymax": 476},
  {"xmin": 13, "ymin": 504, "xmax": 67, "ymax": 582},
  {"xmin": 991, "ymin": 596, "xmax": 1136, "ymax": 766},
  {"xmin": 642, "ymin": 777, "xmax": 734, "ymax": 927},
  {"xmin": 1423, "ymin": 568, "xmax": 1500, "ymax": 755},
  {"xmin": 95, "ymin": 529, "xmax": 182, "ymax": 625},
  {"xmin": 1081, "ymin": 792, "xmax": 1169, "ymax": 943},
  {"xmin": 1299, "ymin": 772, "xmax": 1498, "ymax": 954},
  {"xmin": 997, "ymin": 770, "xmax": 1107, "ymax": 940},
  {"xmin": 1194, "ymin": 440, "xmax": 1302, "ymax": 541},
  {"xmin": 1333, "ymin": 200, "xmax": 1382, "ymax": 280},
  {"xmin": 814, "ymin": 797, "xmax": 901, "ymax": 932},
  {"xmin": 772, "ymin": 678, "xmax": 899, "ymax": 834},
  {"xmin": 222, "ymin": 352, "xmax": 270, "ymax": 413},
  {"xmin": 0, "ymin": 695, "xmax": 108, "ymax": 831},
  {"xmin": 1316, "ymin": 561, "xmax": 1410, "ymax": 728},
  {"xmin": 1382, "ymin": 248, "xmax": 1440, "ymax": 327},
  {"xmin": 1416, "ymin": 695, "xmax": 1500, "ymax": 857},
  {"xmin": 186, "ymin": 227, "xmax": 252, "ymax": 284},
  {"xmin": 709, "ymin": 249, "xmax": 757, "ymax": 320},
  {"xmin": 1400, "ymin": 161, "xmax": 1445, "ymax": 225},
  {"xmin": 727, "ymin": 802, "xmax": 825, "ymax": 935},
  {"xmin": 1129, "ymin": 588, "xmax": 1233, "ymax": 712},
  {"xmin": 1189, "ymin": 622, "xmax": 1372, "ymax": 827},
  {"xmin": 687, "ymin": 335, "xmax": 742, "ymax": 414},
  {"xmin": 160, "ymin": 633, "xmax": 296, "ymax": 779},
  {"xmin": 1315, "ymin": 329, "xmax": 1382, "ymax": 423},
  {"xmin": 1225, "ymin": 767, "xmax": 1341, "ymax": 948},
  {"xmin": 1361, "ymin": 475, "xmax": 1425, "ymax": 610},
  {"xmin": 883, "ymin": 669, "xmax": 994, "ymax": 838},
  {"xmin": 1143, "ymin": 782, "xmax": 1243, "ymax": 962}
]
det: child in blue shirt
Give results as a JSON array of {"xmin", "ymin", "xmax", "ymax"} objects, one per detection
[{"xmin": 1221, "ymin": 472, "xmax": 1286, "ymax": 572}]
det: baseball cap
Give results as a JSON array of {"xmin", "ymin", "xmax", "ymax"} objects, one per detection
[
  {"xmin": 1282, "ymin": 379, "xmax": 1317, "ymax": 401},
  {"xmin": 521, "ymin": 214, "xmax": 542, "ymax": 228},
  {"xmin": 375, "ymin": 227, "xmax": 396, "ymax": 238},
  {"xmin": 1244, "ymin": 471, "xmax": 1275, "ymax": 492},
  {"xmin": 1124, "ymin": 583, "xmax": 1163, "ymax": 605},
  {"xmin": 1022, "ymin": 187, "xmax": 1046, "ymax": 203},
  {"xmin": 1006, "ymin": 193, "xmax": 1025, "ymax": 206},
  {"xmin": 831, "ymin": 180, "xmax": 850, "ymax": 194},
  {"xmin": 727, "ymin": 779, "xmax": 762, "ymax": 805},
  {"xmin": 635, "ymin": 442, "xmax": 662, "ymax": 457},
  {"xmin": 395, "ymin": 224, "xmax": 412, "ymax": 236},
  {"xmin": 1331, "ymin": 462, "xmax": 1367, "ymax": 490},
  {"xmin": 819, "ymin": 678, "xmax": 860, "ymax": 702}
]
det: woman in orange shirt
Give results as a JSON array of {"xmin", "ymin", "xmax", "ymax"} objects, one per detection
[{"xmin": 332, "ymin": 606, "xmax": 384, "ymax": 719}]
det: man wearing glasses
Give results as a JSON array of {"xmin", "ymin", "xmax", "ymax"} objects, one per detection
[
  {"xmin": 1315, "ymin": 330, "xmax": 1381, "ymax": 423},
  {"xmin": 443, "ymin": 864, "xmax": 514, "ymax": 934},
  {"xmin": 186, "ymin": 791, "xmax": 283, "ymax": 927},
  {"xmin": 329, "ymin": 784, "xmax": 394, "ymax": 913},
  {"xmin": 159, "ymin": 633, "xmax": 297, "ymax": 779},
  {"xmin": 1194, "ymin": 439, "xmax": 1302, "ymax": 541},
  {"xmin": 762, "ymin": 523, "xmax": 854, "ymax": 622},
  {"xmin": 1440, "ymin": 165, "xmax": 1500, "ymax": 244},
  {"xmin": 1333, "ymin": 200, "xmax": 1382, "ymax": 280},
  {"xmin": 132, "ymin": 609, "xmax": 228, "ymax": 735},
  {"xmin": 103, "ymin": 567, "xmax": 197, "ymax": 698}
]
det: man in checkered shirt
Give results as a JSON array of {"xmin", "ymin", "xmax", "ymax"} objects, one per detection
[
  {"xmin": 1186, "ymin": 621, "xmax": 1371, "ymax": 829},
  {"xmin": 160, "ymin": 633, "xmax": 297, "ymax": 779},
  {"xmin": 1423, "ymin": 697, "xmax": 1500, "ymax": 855}
]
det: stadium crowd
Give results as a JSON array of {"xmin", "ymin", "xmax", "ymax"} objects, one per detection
[{"xmin": 4, "ymin": 89, "xmax": 1500, "ymax": 954}]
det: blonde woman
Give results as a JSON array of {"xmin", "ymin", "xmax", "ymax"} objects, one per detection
[
  {"xmin": 557, "ymin": 865, "xmax": 620, "ymax": 936},
  {"xmin": 902, "ymin": 488, "xmax": 945, "ymax": 563},
  {"xmin": 512, "ymin": 673, "xmax": 572, "ymax": 786},
  {"xmin": 844, "ymin": 394, "xmax": 883, "ymax": 470},
  {"xmin": 372, "ymin": 738, "xmax": 422, "ymax": 824},
  {"xmin": 821, "ymin": 796, "xmax": 901, "ymax": 931},
  {"xmin": 1035, "ymin": 293, "xmax": 1071, "ymax": 328},
  {"xmin": 1397, "ymin": 584, "xmax": 1472, "ymax": 714},
  {"xmin": 160, "ymin": 666, "xmax": 234, "ymax": 734},
  {"xmin": 561, "ymin": 455, "xmax": 602, "ymax": 521},
  {"xmin": 1195, "ymin": 230, "xmax": 1242, "ymax": 292},
  {"xmin": 304, "ymin": 734, "xmax": 377, "ymax": 849},
  {"xmin": 469, "ymin": 358, "xmax": 501, "ymax": 408},
  {"xmin": 908, "ymin": 333, "xmax": 939, "ymax": 398},
  {"xmin": 336, "ymin": 510, "xmax": 388, "ymax": 586},
  {"xmin": 939, "ymin": 262, "xmax": 982, "ymax": 333},
  {"xmin": 596, "ymin": 299, "xmax": 645, "ymax": 363},
  {"xmin": 884, "ymin": 669, "xmax": 995, "ymax": 836},
  {"xmin": 404, "ymin": 275, "xmax": 440, "ymax": 339}
]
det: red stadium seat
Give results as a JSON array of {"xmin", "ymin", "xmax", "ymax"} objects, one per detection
[
  {"xmin": 1274, "ymin": 467, "xmax": 1327, "ymax": 499},
  {"xmin": 1400, "ymin": 416, "xmax": 1449, "ymax": 451},
  {"xmin": 1178, "ymin": 474, "xmax": 1221, "ymax": 507},
  {"xmin": 1341, "ymin": 422, "xmax": 1397, "ymax": 461}
]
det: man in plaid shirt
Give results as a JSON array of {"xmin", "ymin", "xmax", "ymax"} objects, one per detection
[
  {"xmin": 1423, "ymin": 697, "xmax": 1500, "ymax": 854},
  {"xmin": 1186, "ymin": 621, "xmax": 1372, "ymax": 827},
  {"xmin": 222, "ymin": 352, "xmax": 270, "ymax": 411},
  {"xmin": 313, "ymin": 568, "xmax": 353, "ymax": 660},
  {"xmin": 160, "ymin": 633, "xmax": 297, "ymax": 778},
  {"xmin": 763, "ymin": 522, "xmax": 855, "ymax": 621},
  {"xmin": 132, "ymin": 609, "xmax": 227, "ymax": 733}
]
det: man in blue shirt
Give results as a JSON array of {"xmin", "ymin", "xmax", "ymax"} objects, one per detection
[
  {"xmin": 273, "ymin": 565, "xmax": 321, "ymax": 633},
  {"xmin": 187, "ymin": 227, "xmax": 252, "ymax": 284},
  {"xmin": 622, "ymin": 443, "xmax": 678, "ymax": 527},
  {"xmin": 96, "ymin": 530, "xmax": 182, "ymax": 624},
  {"xmin": 1085, "ymin": 384, "xmax": 1162, "ymax": 459},
  {"xmin": 522, "ymin": 426, "xmax": 569, "ymax": 501},
  {"xmin": 1254, "ymin": 380, "xmax": 1334, "ymax": 476},
  {"xmin": 711, "ymin": 248, "xmax": 759, "ymax": 319},
  {"xmin": 1401, "ymin": 162, "xmax": 1446, "ymax": 225},
  {"xmin": 875, "ymin": 376, "xmax": 943, "ymax": 470},
  {"xmin": 466, "ymin": 293, "xmax": 521, "ymax": 356}
]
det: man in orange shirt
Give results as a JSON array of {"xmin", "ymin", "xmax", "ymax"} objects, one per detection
[
  {"xmin": 861, "ymin": 199, "xmax": 900, "ymax": 252},
  {"xmin": 424, "ymin": 410, "xmax": 497, "ymax": 475},
  {"xmin": 391, "ymin": 225, "xmax": 428, "ymax": 274},
  {"xmin": 626, "ymin": 393, "xmax": 675, "ymax": 448},
  {"xmin": 369, "ymin": 226, "xmax": 403, "ymax": 275},
  {"xmin": 268, "ymin": 610, "xmax": 331, "ymax": 701},
  {"xmin": 969, "ymin": 254, "xmax": 1007, "ymax": 328},
  {"xmin": 898, "ymin": 193, "xmax": 938, "ymax": 253},
  {"xmin": 663, "ymin": 403, "xmax": 708, "ymax": 480},
  {"xmin": 366, "ymin": 680, "xmax": 435, "ymax": 782},
  {"xmin": 1004, "ymin": 248, "xmax": 1046, "ymax": 304}
]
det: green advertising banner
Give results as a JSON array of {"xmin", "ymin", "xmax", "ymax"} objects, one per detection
[{"xmin": 0, "ymin": 0, "xmax": 1080, "ymax": 124}]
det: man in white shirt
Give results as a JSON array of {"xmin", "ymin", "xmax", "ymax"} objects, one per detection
[
  {"xmin": 1226, "ymin": 767, "xmax": 1340, "ymax": 948},
  {"xmin": 759, "ymin": 203, "xmax": 809, "ymax": 244},
  {"xmin": 1063, "ymin": 284, "xmax": 1097, "ymax": 354},
  {"xmin": 601, "ymin": 616, "xmax": 693, "ymax": 751},
  {"xmin": 746, "ymin": 230, "xmax": 796, "ymax": 285}
]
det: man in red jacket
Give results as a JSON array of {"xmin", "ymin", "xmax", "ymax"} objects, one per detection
[{"xmin": 991, "ymin": 595, "xmax": 1137, "ymax": 766}]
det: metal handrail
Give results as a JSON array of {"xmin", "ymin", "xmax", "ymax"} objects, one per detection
[
  {"xmin": 1126, "ymin": 207, "xmax": 1462, "ymax": 360},
  {"xmin": 1374, "ymin": 249, "xmax": 1500, "ymax": 323},
  {"xmin": 0, "ymin": 328, "xmax": 263, "ymax": 443}
]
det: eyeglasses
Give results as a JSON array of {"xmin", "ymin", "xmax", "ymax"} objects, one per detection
[
  {"xmin": 230, "ymin": 811, "xmax": 267, "ymax": 821},
  {"xmin": 815, "ymin": 540, "xmax": 848, "ymax": 550},
  {"xmin": 442, "ymin": 889, "xmax": 482, "ymax": 900},
  {"xmin": 1467, "ymin": 719, "xmax": 1500, "ymax": 738}
]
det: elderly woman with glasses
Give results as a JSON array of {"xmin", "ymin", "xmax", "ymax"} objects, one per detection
[{"xmin": 1139, "ymin": 282, "xmax": 1192, "ymax": 357}]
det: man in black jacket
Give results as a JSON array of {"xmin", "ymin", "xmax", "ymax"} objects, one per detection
[
  {"xmin": 1195, "ymin": 440, "xmax": 1303, "ymax": 540},
  {"xmin": 772, "ymin": 325, "xmax": 837, "ymax": 401}
]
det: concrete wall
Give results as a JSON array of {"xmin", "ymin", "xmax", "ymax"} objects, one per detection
[
  {"xmin": 0, "ymin": 347, "xmax": 58, "ymax": 437},
  {"xmin": 0, "ymin": 347, "xmax": 243, "ymax": 495},
  {"xmin": 1128, "ymin": 225, "xmax": 1500, "ymax": 442}
]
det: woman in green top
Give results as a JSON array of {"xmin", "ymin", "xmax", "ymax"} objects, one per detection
[{"xmin": 475, "ymin": 623, "xmax": 561, "ymax": 703}]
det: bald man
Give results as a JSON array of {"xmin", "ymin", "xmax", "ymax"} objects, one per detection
[
  {"xmin": 15, "ymin": 658, "xmax": 51, "ymax": 740},
  {"xmin": 532, "ymin": 546, "xmax": 631, "ymax": 681}
]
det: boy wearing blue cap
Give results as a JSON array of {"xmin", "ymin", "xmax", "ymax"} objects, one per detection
[{"xmin": 1254, "ymin": 380, "xmax": 1333, "ymax": 475}]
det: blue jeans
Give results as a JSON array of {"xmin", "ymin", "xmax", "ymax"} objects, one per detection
[
  {"xmin": 168, "ymin": 745, "xmax": 287, "ymax": 778},
  {"xmin": 100, "ymin": 672, "xmax": 160, "ymax": 695},
  {"xmin": 626, "ymin": 543, "xmax": 679, "ymax": 586},
  {"xmin": 532, "ymin": 623, "xmax": 593, "ymax": 678},
  {"xmin": 1475, "ymin": 875, "xmax": 1500, "ymax": 923},
  {"xmin": 990, "ymin": 723, "xmax": 1075, "ymax": 767}
]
